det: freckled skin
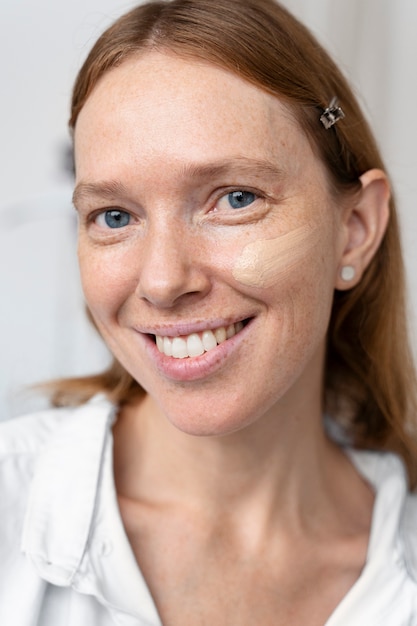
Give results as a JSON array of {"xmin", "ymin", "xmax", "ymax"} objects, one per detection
[
  {"xmin": 73, "ymin": 51, "xmax": 378, "ymax": 626},
  {"xmin": 74, "ymin": 51, "xmax": 346, "ymax": 437}
]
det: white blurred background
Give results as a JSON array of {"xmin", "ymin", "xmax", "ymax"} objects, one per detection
[{"xmin": 1, "ymin": 0, "xmax": 417, "ymax": 418}]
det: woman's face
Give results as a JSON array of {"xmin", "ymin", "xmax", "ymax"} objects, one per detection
[{"xmin": 74, "ymin": 51, "xmax": 348, "ymax": 436}]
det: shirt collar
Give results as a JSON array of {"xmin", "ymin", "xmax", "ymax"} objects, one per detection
[
  {"xmin": 20, "ymin": 399, "xmax": 413, "ymax": 625},
  {"xmin": 325, "ymin": 449, "xmax": 417, "ymax": 625},
  {"xmin": 347, "ymin": 449, "xmax": 408, "ymax": 561},
  {"xmin": 21, "ymin": 395, "xmax": 114, "ymax": 585},
  {"xmin": 21, "ymin": 395, "xmax": 161, "ymax": 624},
  {"xmin": 74, "ymin": 432, "xmax": 162, "ymax": 624}
]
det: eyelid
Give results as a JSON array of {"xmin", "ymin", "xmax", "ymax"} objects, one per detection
[
  {"xmin": 79, "ymin": 208, "xmax": 139, "ymax": 242},
  {"xmin": 80, "ymin": 186, "xmax": 270, "ymax": 227},
  {"xmin": 213, "ymin": 187, "xmax": 264, "ymax": 210},
  {"xmin": 86, "ymin": 207, "xmax": 132, "ymax": 226},
  {"xmin": 97, "ymin": 209, "xmax": 130, "ymax": 227}
]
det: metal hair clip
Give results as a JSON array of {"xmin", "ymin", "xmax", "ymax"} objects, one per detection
[{"xmin": 320, "ymin": 97, "xmax": 345, "ymax": 129}]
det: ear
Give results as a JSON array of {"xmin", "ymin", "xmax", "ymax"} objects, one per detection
[{"xmin": 335, "ymin": 168, "xmax": 390, "ymax": 290}]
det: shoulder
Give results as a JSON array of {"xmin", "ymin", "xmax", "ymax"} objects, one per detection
[
  {"xmin": 0, "ymin": 398, "xmax": 118, "ymax": 623},
  {"xmin": 0, "ymin": 396, "xmax": 116, "ymax": 505},
  {"xmin": 0, "ymin": 395, "xmax": 116, "ymax": 455},
  {"xmin": 0, "ymin": 406, "xmax": 77, "ymax": 592},
  {"xmin": 0, "ymin": 405, "xmax": 77, "ymax": 508},
  {"xmin": 348, "ymin": 448, "xmax": 417, "ymax": 585},
  {"xmin": 0, "ymin": 405, "xmax": 76, "ymax": 458},
  {"xmin": 0, "ymin": 396, "xmax": 116, "ymax": 573},
  {"xmin": 403, "ymin": 490, "xmax": 417, "ymax": 580}
]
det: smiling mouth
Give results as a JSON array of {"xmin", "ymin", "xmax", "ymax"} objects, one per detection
[{"xmin": 153, "ymin": 320, "xmax": 249, "ymax": 359}]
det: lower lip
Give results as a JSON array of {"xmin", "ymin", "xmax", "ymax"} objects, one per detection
[{"xmin": 142, "ymin": 322, "xmax": 251, "ymax": 382}]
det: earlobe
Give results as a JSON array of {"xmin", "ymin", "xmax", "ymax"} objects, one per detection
[{"xmin": 335, "ymin": 168, "xmax": 390, "ymax": 290}]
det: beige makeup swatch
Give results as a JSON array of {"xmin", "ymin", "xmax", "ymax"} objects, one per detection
[{"xmin": 232, "ymin": 223, "xmax": 321, "ymax": 288}]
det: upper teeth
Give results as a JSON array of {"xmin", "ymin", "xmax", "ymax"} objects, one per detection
[{"xmin": 155, "ymin": 322, "xmax": 244, "ymax": 359}]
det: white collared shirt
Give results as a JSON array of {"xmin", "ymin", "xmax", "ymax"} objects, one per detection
[{"xmin": 1, "ymin": 396, "xmax": 417, "ymax": 625}]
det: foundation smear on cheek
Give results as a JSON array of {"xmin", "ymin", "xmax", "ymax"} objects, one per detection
[{"xmin": 232, "ymin": 224, "xmax": 321, "ymax": 288}]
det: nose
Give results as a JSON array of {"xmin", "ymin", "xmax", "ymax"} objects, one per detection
[{"xmin": 135, "ymin": 220, "xmax": 211, "ymax": 309}]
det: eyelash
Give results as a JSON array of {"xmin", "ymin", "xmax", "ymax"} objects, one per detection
[
  {"xmin": 94, "ymin": 209, "xmax": 132, "ymax": 229},
  {"xmin": 88, "ymin": 187, "xmax": 265, "ymax": 232},
  {"xmin": 215, "ymin": 189, "xmax": 260, "ymax": 211}
]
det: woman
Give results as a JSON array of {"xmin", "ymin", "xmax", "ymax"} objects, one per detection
[{"xmin": 1, "ymin": 0, "xmax": 417, "ymax": 624}]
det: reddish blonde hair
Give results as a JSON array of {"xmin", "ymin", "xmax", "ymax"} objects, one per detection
[{"xmin": 52, "ymin": 0, "xmax": 417, "ymax": 482}]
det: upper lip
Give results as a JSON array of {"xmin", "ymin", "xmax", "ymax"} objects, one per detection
[{"xmin": 133, "ymin": 316, "xmax": 252, "ymax": 337}]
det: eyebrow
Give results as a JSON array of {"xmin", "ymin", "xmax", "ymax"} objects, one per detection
[
  {"xmin": 72, "ymin": 157, "xmax": 285, "ymax": 207},
  {"xmin": 179, "ymin": 157, "xmax": 285, "ymax": 181},
  {"xmin": 72, "ymin": 180, "xmax": 129, "ymax": 208}
]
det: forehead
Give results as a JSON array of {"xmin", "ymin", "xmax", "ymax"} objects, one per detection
[{"xmin": 74, "ymin": 51, "xmax": 318, "ymax": 182}]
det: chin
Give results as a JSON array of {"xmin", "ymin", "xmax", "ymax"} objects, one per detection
[{"xmin": 160, "ymin": 399, "xmax": 263, "ymax": 439}]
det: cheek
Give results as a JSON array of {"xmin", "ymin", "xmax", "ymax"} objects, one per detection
[
  {"xmin": 232, "ymin": 222, "xmax": 338, "ymax": 341},
  {"xmin": 77, "ymin": 240, "xmax": 138, "ymax": 321},
  {"xmin": 232, "ymin": 223, "xmax": 323, "ymax": 289}
]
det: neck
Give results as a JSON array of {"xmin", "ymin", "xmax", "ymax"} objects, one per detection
[{"xmin": 113, "ymin": 388, "xmax": 350, "ymax": 535}]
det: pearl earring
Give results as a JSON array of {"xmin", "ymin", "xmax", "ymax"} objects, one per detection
[{"xmin": 340, "ymin": 266, "xmax": 355, "ymax": 281}]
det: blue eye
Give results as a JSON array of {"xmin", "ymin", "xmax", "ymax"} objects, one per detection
[
  {"xmin": 102, "ymin": 210, "xmax": 131, "ymax": 228},
  {"xmin": 227, "ymin": 191, "xmax": 256, "ymax": 209}
]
